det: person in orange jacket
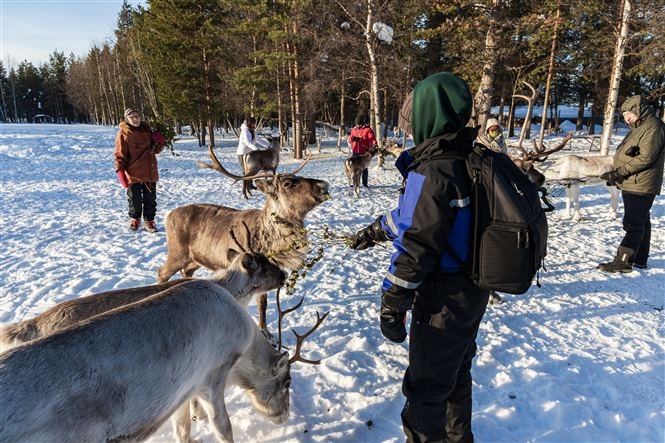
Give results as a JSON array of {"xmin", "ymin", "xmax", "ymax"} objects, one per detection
[{"xmin": 114, "ymin": 108, "xmax": 165, "ymax": 233}]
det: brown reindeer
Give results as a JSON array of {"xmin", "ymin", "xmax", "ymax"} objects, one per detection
[
  {"xmin": 242, "ymin": 135, "xmax": 280, "ymax": 199},
  {"xmin": 158, "ymin": 146, "xmax": 330, "ymax": 333},
  {"xmin": 344, "ymin": 145, "xmax": 380, "ymax": 197}
]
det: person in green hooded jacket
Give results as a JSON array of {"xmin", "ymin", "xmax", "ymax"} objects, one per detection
[
  {"xmin": 349, "ymin": 72, "xmax": 488, "ymax": 442},
  {"xmin": 598, "ymin": 95, "xmax": 665, "ymax": 272}
]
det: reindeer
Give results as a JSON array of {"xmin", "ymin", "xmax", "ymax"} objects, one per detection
[
  {"xmin": 510, "ymin": 134, "xmax": 619, "ymax": 220},
  {"xmin": 345, "ymin": 145, "xmax": 379, "ymax": 197},
  {"xmin": 0, "ymin": 273, "xmax": 328, "ymax": 443},
  {"xmin": 1, "ymin": 239, "xmax": 284, "ymax": 352},
  {"xmin": 242, "ymin": 135, "xmax": 280, "ymax": 199},
  {"xmin": 539, "ymin": 154, "xmax": 620, "ymax": 220},
  {"xmin": 158, "ymin": 146, "xmax": 330, "ymax": 333}
]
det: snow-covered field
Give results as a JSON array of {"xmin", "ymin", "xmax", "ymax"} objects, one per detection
[{"xmin": 1, "ymin": 123, "xmax": 663, "ymax": 442}]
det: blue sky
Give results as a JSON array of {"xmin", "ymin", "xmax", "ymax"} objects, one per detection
[{"xmin": 1, "ymin": 0, "xmax": 142, "ymax": 66}]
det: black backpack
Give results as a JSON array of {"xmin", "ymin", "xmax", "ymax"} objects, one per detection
[
  {"xmin": 444, "ymin": 144, "xmax": 548, "ymax": 294},
  {"xmin": 466, "ymin": 144, "xmax": 548, "ymax": 294}
]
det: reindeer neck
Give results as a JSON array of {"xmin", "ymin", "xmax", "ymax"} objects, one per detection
[
  {"xmin": 264, "ymin": 198, "xmax": 310, "ymax": 224},
  {"xmin": 229, "ymin": 327, "xmax": 276, "ymax": 387}
]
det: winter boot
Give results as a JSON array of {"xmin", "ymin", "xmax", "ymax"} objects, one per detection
[
  {"xmin": 129, "ymin": 218, "xmax": 140, "ymax": 231},
  {"xmin": 144, "ymin": 220, "xmax": 158, "ymax": 233},
  {"xmin": 598, "ymin": 246, "xmax": 634, "ymax": 273}
]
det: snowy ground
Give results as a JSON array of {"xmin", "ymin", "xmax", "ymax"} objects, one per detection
[{"xmin": 0, "ymin": 123, "xmax": 663, "ymax": 443}]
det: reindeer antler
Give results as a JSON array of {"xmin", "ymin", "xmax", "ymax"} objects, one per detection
[
  {"xmin": 275, "ymin": 287, "xmax": 329, "ymax": 365},
  {"xmin": 197, "ymin": 146, "xmax": 275, "ymax": 182},
  {"xmin": 528, "ymin": 132, "xmax": 573, "ymax": 161},
  {"xmin": 197, "ymin": 146, "xmax": 312, "ymax": 181},
  {"xmin": 288, "ymin": 310, "xmax": 329, "ymax": 365},
  {"xmin": 276, "ymin": 287, "xmax": 303, "ymax": 353},
  {"xmin": 228, "ymin": 221, "xmax": 254, "ymax": 254}
]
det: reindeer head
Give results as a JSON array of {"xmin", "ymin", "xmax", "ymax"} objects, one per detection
[
  {"xmin": 257, "ymin": 174, "xmax": 330, "ymax": 217},
  {"xmin": 233, "ymin": 331, "xmax": 292, "ymax": 424},
  {"xmin": 511, "ymin": 132, "xmax": 573, "ymax": 186},
  {"xmin": 234, "ymin": 287, "xmax": 329, "ymax": 425},
  {"xmin": 197, "ymin": 146, "xmax": 330, "ymax": 214}
]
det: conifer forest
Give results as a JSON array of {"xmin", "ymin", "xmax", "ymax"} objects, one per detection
[{"xmin": 1, "ymin": 0, "xmax": 663, "ymax": 158}]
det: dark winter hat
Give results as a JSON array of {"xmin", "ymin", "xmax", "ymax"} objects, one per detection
[
  {"xmin": 354, "ymin": 113, "xmax": 368, "ymax": 126},
  {"xmin": 124, "ymin": 108, "xmax": 139, "ymax": 118},
  {"xmin": 398, "ymin": 91, "xmax": 413, "ymax": 135},
  {"xmin": 410, "ymin": 72, "xmax": 472, "ymax": 145}
]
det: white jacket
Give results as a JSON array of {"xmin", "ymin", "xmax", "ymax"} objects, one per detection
[{"xmin": 236, "ymin": 123, "xmax": 266, "ymax": 155}]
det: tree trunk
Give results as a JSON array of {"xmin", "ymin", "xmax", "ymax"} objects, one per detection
[
  {"xmin": 600, "ymin": 0, "xmax": 631, "ymax": 155},
  {"xmin": 538, "ymin": 3, "xmax": 561, "ymax": 145},
  {"xmin": 364, "ymin": 0, "xmax": 382, "ymax": 150},
  {"xmin": 473, "ymin": 0, "xmax": 500, "ymax": 129}
]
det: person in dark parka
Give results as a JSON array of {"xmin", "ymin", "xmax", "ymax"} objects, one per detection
[
  {"xmin": 598, "ymin": 95, "xmax": 665, "ymax": 272},
  {"xmin": 350, "ymin": 72, "xmax": 489, "ymax": 442}
]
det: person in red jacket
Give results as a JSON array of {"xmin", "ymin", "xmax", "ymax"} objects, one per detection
[
  {"xmin": 347, "ymin": 115, "xmax": 378, "ymax": 187},
  {"xmin": 114, "ymin": 108, "xmax": 165, "ymax": 233}
]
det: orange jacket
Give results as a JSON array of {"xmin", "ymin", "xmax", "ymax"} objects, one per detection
[
  {"xmin": 348, "ymin": 125, "xmax": 378, "ymax": 155},
  {"xmin": 114, "ymin": 121, "xmax": 163, "ymax": 183}
]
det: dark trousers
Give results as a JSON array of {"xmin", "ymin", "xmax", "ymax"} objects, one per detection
[
  {"xmin": 401, "ymin": 274, "xmax": 489, "ymax": 443},
  {"xmin": 127, "ymin": 182, "xmax": 157, "ymax": 221},
  {"xmin": 620, "ymin": 191, "xmax": 655, "ymax": 264}
]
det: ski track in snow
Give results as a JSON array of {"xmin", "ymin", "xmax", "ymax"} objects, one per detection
[{"xmin": 0, "ymin": 123, "xmax": 663, "ymax": 443}]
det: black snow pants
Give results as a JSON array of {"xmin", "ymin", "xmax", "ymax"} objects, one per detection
[
  {"xmin": 401, "ymin": 272, "xmax": 489, "ymax": 443},
  {"xmin": 127, "ymin": 182, "xmax": 157, "ymax": 221},
  {"xmin": 620, "ymin": 191, "xmax": 655, "ymax": 265}
]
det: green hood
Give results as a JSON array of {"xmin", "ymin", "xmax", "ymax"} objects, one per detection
[
  {"xmin": 410, "ymin": 72, "xmax": 473, "ymax": 145},
  {"xmin": 620, "ymin": 95, "xmax": 654, "ymax": 127}
]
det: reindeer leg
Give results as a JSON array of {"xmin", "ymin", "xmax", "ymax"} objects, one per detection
[
  {"xmin": 172, "ymin": 401, "xmax": 194, "ymax": 443},
  {"xmin": 609, "ymin": 186, "xmax": 620, "ymax": 218},
  {"xmin": 571, "ymin": 184, "xmax": 581, "ymax": 221},
  {"xmin": 199, "ymin": 374, "xmax": 235, "ymax": 443},
  {"xmin": 564, "ymin": 185, "xmax": 574, "ymax": 218}
]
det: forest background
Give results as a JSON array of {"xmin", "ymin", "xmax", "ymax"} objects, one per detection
[{"xmin": 1, "ymin": 0, "xmax": 663, "ymax": 158}]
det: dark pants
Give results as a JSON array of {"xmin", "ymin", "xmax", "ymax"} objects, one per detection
[
  {"xmin": 620, "ymin": 191, "xmax": 655, "ymax": 264},
  {"xmin": 401, "ymin": 273, "xmax": 489, "ymax": 443},
  {"xmin": 127, "ymin": 182, "xmax": 157, "ymax": 221}
]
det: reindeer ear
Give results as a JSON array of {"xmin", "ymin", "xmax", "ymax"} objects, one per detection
[
  {"xmin": 272, "ymin": 352, "xmax": 290, "ymax": 374},
  {"xmin": 241, "ymin": 254, "xmax": 258, "ymax": 272}
]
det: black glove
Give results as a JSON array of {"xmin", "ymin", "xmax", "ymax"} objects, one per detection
[
  {"xmin": 380, "ymin": 308, "xmax": 407, "ymax": 343},
  {"xmin": 600, "ymin": 169, "xmax": 623, "ymax": 186},
  {"xmin": 349, "ymin": 216, "xmax": 389, "ymax": 250},
  {"xmin": 379, "ymin": 286, "xmax": 415, "ymax": 343}
]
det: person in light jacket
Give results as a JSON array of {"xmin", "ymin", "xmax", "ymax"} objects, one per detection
[
  {"xmin": 477, "ymin": 117, "xmax": 507, "ymax": 154},
  {"xmin": 598, "ymin": 95, "xmax": 665, "ymax": 272},
  {"xmin": 114, "ymin": 108, "xmax": 165, "ymax": 233},
  {"xmin": 236, "ymin": 117, "xmax": 267, "ymax": 190}
]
